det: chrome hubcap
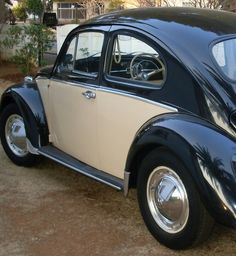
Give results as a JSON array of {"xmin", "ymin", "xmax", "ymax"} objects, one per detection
[
  {"xmin": 5, "ymin": 114, "xmax": 28, "ymax": 157},
  {"xmin": 147, "ymin": 166, "xmax": 189, "ymax": 234}
]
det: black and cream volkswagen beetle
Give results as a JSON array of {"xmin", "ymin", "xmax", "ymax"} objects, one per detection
[{"xmin": 1, "ymin": 7, "xmax": 236, "ymax": 249}]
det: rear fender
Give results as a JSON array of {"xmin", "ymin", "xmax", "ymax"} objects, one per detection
[{"xmin": 126, "ymin": 113, "xmax": 236, "ymax": 227}]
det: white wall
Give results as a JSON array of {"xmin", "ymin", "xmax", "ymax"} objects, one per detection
[
  {"xmin": 56, "ymin": 24, "xmax": 78, "ymax": 53},
  {"xmin": 0, "ymin": 24, "xmax": 77, "ymax": 60},
  {"xmin": 0, "ymin": 24, "xmax": 26, "ymax": 60}
]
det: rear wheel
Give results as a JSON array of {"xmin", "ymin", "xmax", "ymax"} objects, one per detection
[
  {"xmin": 137, "ymin": 148, "xmax": 214, "ymax": 249},
  {"xmin": 0, "ymin": 103, "xmax": 38, "ymax": 166}
]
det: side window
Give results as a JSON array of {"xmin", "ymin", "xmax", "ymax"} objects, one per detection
[
  {"xmin": 109, "ymin": 35, "xmax": 166, "ymax": 86},
  {"xmin": 59, "ymin": 36, "xmax": 77, "ymax": 72},
  {"xmin": 58, "ymin": 32, "xmax": 104, "ymax": 77},
  {"xmin": 74, "ymin": 32, "xmax": 104, "ymax": 75}
]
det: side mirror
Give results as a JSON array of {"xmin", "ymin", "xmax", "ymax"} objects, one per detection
[
  {"xmin": 64, "ymin": 54, "xmax": 73, "ymax": 65},
  {"xmin": 24, "ymin": 76, "xmax": 34, "ymax": 83}
]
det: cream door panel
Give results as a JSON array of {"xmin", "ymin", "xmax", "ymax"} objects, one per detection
[
  {"xmin": 49, "ymin": 79, "xmax": 99, "ymax": 168},
  {"xmin": 97, "ymin": 89, "xmax": 176, "ymax": 179}
]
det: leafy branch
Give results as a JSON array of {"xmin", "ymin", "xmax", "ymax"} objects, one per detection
[{"xmin": 1, "ymin": 24, "xmax": 53, "ymax": 75}]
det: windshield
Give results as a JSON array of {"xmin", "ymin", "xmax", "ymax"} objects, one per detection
[{"xmin": 212, "ymin": 38, "xmax": 236, "ymax": 81}]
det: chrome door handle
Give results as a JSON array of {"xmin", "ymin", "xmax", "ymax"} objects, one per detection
[{"xmin": 82, "ymin": 90, "xmax": 96, "ymax": 99}]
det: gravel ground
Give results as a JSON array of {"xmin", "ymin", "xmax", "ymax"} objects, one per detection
[
  {"xmin": 1, "ymin": 142, "xmax": 236, "ymax": 256},
  {"xmin": 1, "ymin": 69, "xmax": 236, "ymax": 256}
]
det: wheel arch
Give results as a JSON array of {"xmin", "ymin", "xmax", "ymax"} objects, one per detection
[
  {"xmin": 126, "ymin": 132, "xmax": 195, "ymax": 189},
  {"xmin": 0, "ymin": 94, "xmax": 15, "ymax": 111},
  {"xmin": 126, "ymin": 113, "xmax": 236, "ymax": 227},
  {"xmin": 0, "ymin": 83, "xmax": 49, "ymax": 148}
]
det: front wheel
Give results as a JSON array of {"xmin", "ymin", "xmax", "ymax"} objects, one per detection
[
  {"xmin": 137, "ymin": 148, "xmax": 214, "ymax": 249},
  {"xmin": 0, "ymin": 103, "xmax": 38, "ymax": 166}
]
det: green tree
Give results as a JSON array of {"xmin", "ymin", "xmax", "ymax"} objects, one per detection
[
  {"xmin": 107, "ymin": 0, "xmax": 125, "ymax": 11},
  {"xmin": 25, "ymin": 0, "xmax": 44, "ymax": 21},
  {"xmin": 1, "ymin": 24, "xmax": 53, "ymax": 74},
  {"xmin": 188, "ymin": 0, "xmax": 222, "ymax": 8},
  {"xmin": 12, "ymin": 2, "xmax": 27, "ymax": 22},
  {"xmin": 136, "ymin": 0, "xmax": 159, "ymax": 7}
]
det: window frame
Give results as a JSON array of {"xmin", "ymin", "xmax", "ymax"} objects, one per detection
[
  {"xmin": 104, "ymin": 28, "xmax": 168, "ymax": 90},
  {"xmin": 53, "ymin": 26, "xmax": 110, "ymax": 83},
  {"xmin": 210, "ymin": 35, "xmax": 236, "ymax": 84}
]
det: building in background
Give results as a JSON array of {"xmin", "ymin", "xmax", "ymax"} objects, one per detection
[
  {"xmin": 53, "ymin": 1, "xmax": 106, "ymax": 24},
  {"xmin": 53, "ymin": 0, "xmax": 195, "ymax": 24},
  {"xmin": 53, "ymin": 0, "xmax": 232, "ymax": 24}
]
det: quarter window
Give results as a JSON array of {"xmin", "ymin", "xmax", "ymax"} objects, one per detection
[
  {"xmin": 58, "ymin": 32, "xmax": 104, "ymax": 77},
  {"xmin": 109, "ymin": 35, "xmax": 166, "ymax": 86},
  {"xmin": 212, "ymin": 38, "xmax": 236, "ymax": 81}
]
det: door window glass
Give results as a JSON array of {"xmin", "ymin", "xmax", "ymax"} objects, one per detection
[
  {"xmin": 74, "ymin": 32, "xmax": 104, "ymax": 75},
  {"xmin": 109, "ymin": 35, "xmax": 166, "ymax": 86},
  {"xmin": 58, "ymin": 37, "xmax": 77, "ymax": 73},
  {"xmin": 57, "ymin": 32, "xmax": 104, "ymax": 77}
]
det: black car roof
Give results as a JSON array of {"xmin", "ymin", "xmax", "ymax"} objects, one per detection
[
  {"xmin": 78, "ymin": 8, "xmax": 236, "ymax": 86},
  {"xmin": 83, "ymin": 7, "xmax": 236, "ymax": 42}
]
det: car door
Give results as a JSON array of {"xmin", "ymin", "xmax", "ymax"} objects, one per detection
[
  {"xmin": 96, "ymin": 28, "xmax": 177, "ymax": 179},
  {"xmin": 47, "ymin": 28, "xmax": 108, "ymax": 169}
]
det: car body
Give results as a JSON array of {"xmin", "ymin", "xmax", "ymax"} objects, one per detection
[{"xmin": 1, "ymin": 7, "xmax": 236, "ymax": 249}]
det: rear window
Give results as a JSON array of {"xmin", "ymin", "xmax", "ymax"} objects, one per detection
[{"xmin": 212, "ymin": 38, "xmax": 236, "ymax": 81}]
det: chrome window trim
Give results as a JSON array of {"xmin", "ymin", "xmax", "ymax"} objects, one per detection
[
  {"xmin": 105, "ymin": 74, "xmax": 163, "ymax": 90},
  {"xmin": 72, "ymin": 70, "xmax": 97, "ymax": 79}
]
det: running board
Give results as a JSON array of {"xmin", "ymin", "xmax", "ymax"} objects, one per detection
[{"xmin": 38, "ymin": 145, "xmax": 124, "ymax": 191}]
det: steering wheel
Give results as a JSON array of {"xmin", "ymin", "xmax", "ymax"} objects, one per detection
[{"xmin": 130, "ymin": 53, "xmax": 165, "ymax": 81}]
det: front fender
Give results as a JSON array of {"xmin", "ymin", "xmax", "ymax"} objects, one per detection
[
  {"xmin": 0, "ymin": 81, "xmax": 49, "ymax": 147},
  {"xmin": 127, "ymin": 113, "xmax": 236, "ymax": 227}
]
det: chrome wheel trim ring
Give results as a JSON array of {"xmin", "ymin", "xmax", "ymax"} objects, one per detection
[
  {"xmin": 5, "ymin": 114, "xmax": 28, "ymax": 157},
  {"xmin": 147, "ymin": 166, "xmax": 189, "ymax": 234}
]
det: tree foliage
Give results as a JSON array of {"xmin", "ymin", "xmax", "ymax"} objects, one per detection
[
  {"xmin": 25, "ymin": 0, "xmax": 44, "ymax": 20},
  {"xmin": 163, "ymin": 0, "xmax": 223, "ymax": 8},
  {"xmin": 136, "ymin": 0, "xmax": 162, "ymax": 7},
  {"xmin": 188, "ymin": 0, "xmax": 222, "ymax": 8},
  {"xmin": 107, "ymin": 0, "xmax": 125, "ymax": 11},
  {"xmin": 12, "ymin": 2, "xmax": 27, "ymax": 22},
  {"xmin": 1, "ymin": 24, "xmax": 53, "ymax": 74}
]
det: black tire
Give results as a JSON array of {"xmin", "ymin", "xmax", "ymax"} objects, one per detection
[
  {"xmin": 137, "ymin": 148, "xmax": 214, "ymax": 250},
  {"xmin": 0, "ymin": 103, "xmax": 38, "ymax": 166}
]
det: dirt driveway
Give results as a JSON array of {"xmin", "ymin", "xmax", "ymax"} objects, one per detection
[{"xmin": 0, "ymin": 65, "xmax": 236, "ymax": 256}]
